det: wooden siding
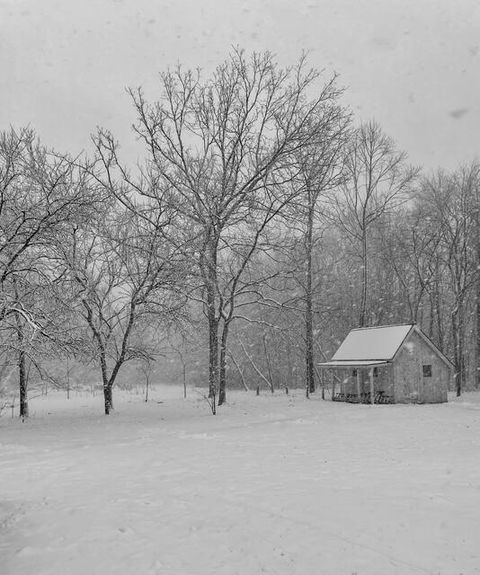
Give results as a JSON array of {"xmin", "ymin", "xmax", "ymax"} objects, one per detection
[{"xmin": 393, "ymin": 330, "xmax": 449, "ymax": 403}]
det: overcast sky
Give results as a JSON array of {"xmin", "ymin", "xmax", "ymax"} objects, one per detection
[{"xmin": 1, "ymin": 0, "xmax": 479, "ymax": 171}]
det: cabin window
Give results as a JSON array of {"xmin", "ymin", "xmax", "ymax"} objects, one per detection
[
  {"xmin": 352, "ymin": 369, "xmax": 357, "ymax": 377},
  {"xmin": 373, "ymin": 367, "xmax": 378, "ymax": 377},
  {"xmin": 423, "ymin": 364, "xmax": 432, "ymax": 377}
]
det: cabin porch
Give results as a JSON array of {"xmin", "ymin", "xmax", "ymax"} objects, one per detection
[{"xmin": 318, "ymin": 361, "xmax": 394, "ymax": 404}]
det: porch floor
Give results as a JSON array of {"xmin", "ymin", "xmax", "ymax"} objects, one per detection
[{"xmin": 332, "ymin": 391, "xmax": 394, "ymax": 404}]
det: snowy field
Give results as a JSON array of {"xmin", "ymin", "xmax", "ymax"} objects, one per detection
[{"xmin": 1, "ymin": 386, "xmax": 480, "ymax": 575}]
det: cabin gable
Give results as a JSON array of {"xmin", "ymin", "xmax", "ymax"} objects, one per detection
[{"xmin": 393, "ymin": 330, "xmax": 450, "ymax": 403}]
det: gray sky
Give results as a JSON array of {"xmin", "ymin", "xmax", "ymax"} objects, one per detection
[{"xmin": 1, "ymin": 0, "xmax": 479, "ymax": 170}]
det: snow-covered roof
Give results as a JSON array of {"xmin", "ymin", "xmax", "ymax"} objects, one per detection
[
  {"xmin": 319, "ymin": 324, "xmax": 453, "ymax": 369},
  {"xmin": 331, "ymin": 324, "xmax": 413, "ymax": 362},
  {"xmin": 318, "ymin": 360, "xmax": 388, "ymax": 368}
]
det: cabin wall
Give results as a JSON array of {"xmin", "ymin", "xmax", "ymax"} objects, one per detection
[{"xmin": 393, "ymin": 331, "xmax": 449, "ymax": 403}]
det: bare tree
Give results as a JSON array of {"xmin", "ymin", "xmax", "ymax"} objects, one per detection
[
  {"xmin": 0, "ymin": 128, "xmax": 97, "ymax": 417},
  {"xmin": 121, "ymin": 49, "xmax": 346, "ymax": 407},
  {"xmin": 57, "ymin": 205, "xmax": 186, "ymax": 414},
  {"xmin": 376, "ymin": 206, "xmax": 443, "ymax": 327},
  {"xmin": 422, "ymin": 167, "xmax": 478, "ymax": 395},
  {"xmin": 334, "ymin": 121, "xmax": 418, "ymax": 327},
  {"xmin": 464, "ymin": 162, "xmax": 480, "ymax": 390},
  {"xmin": 288, "ymin": 110, "xmax": 350, "ymax": 396}
]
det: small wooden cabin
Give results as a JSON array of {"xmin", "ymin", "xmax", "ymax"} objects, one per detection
[{"xmin": 319, "ymin": 324, "xmax": 452, "ymax": 404}]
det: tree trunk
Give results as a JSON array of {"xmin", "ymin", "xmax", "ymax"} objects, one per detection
[
  {"xmin": 145, "ymin": 376, "xmax": 150, "ymax": 402},
  {"xmin": 204, "ymin": 241, "xmax": 219, "ymax": 400},
  {"xmin": 427, "ymin": 284, "xmax": 436, "ymax": 339},
  {"xmin": 15, "ymin": 309, "xmax": 29, "ymax": 419},
  {"xmin": 458, "ymin": 312, "xmax": 465, "ymax": 396},
  {"xmin": 305, "ymin": 191, "xmax": 315, "ymax": 395},
  {"xmin": 451, "ymin": 306, "xmax": 464, "ymax": 397},
  {"xmin": 104, "ymin": 383, "xmax": 114, "ymax": 415},
  {"xmin": 18, "ymin": 349, "xmax": 28, "ymax": 419},
  {"xmin": 218, "ymin": 320, "xmax": 230, "ymax": 406},
  {"xmin": 183, "ymin": 363, "xmax": 187, "ymax": 399},
  {"xmin": 208, "ymin": 305, "xmax": 219, "ymax": 399},
  {"xmin": 434, "ymin": 262, "xmax": 444, "ymax": 351},
  {"xmin": 285, "ymin": 337, "xmax": 293, "ymax": 388},
  {"xmin": 359, "ymin": 227, "xmax": 368, "ymax": 327},
  {"xmin": 262, "ymin": 333, "xmax": 274, "ymax": 393}
]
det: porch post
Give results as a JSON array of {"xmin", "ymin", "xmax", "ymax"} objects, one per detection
[
  {"xmin": 356, "ymin": 370, "xmax": 361, "ymax": 401},
  {"xmin": 369, "ymin": 367, "xmax": 374, "ymax": 405}
]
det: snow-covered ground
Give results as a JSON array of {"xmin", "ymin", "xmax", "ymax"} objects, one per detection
[{"xmin": 1, "ymin": 386, "xmax": 479, "ymax": 575}]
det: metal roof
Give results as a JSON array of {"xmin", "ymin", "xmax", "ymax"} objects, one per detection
[
  {"xmin": 331, "ymin": 324, "xmax": 413, "ymax": 362},
  {"xmin": 319, "ymin": 324, "xmax": 453, "ymax": 371},
  {"xmin": 318, "ymin": 360, "xmax": 389, "ymax": 368}
]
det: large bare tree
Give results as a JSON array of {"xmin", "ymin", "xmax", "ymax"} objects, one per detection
[{"xmin": 120, "ymin": 49, "xmax": 346, "ymax": 407}]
